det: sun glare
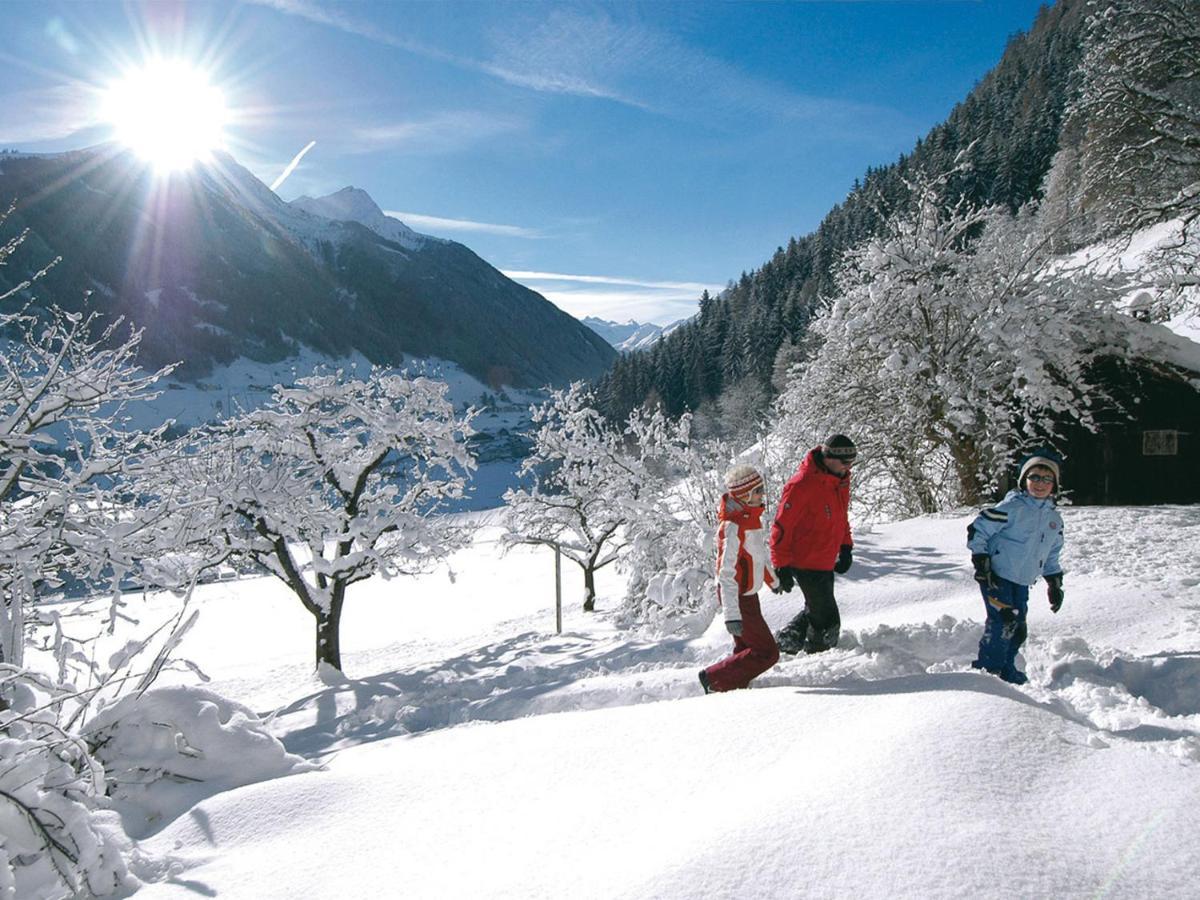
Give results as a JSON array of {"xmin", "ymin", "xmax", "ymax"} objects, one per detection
[{"xmin": 102, "ymin": 59, "xmax": 228, "ymax": 172}]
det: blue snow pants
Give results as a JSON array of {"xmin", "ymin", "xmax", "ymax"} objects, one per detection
[{"xmin": 973, "ymin": 576, "xmax": 1029, "ymax": 678}]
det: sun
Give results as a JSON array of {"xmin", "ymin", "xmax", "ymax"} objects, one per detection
[{"xmin": 101, "ymin": 59, "xmax": 228, "ymax": 172}]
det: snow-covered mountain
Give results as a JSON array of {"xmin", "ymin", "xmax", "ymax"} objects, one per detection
[
  {"xmin": 582, "ymin": 316, "xmax": 686, "ymax": 352},
  {"xmin": 0, "ymin": 145, "xmax": 615, "ymax": 388},
  {"xmin": 289, "ymin": 186, "xmax": 426, "ymax": 251}
]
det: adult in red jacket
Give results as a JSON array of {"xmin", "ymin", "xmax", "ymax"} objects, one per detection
[{"xmin": 770, "ymin": 434, "xmax": 856, "ymax": 654}]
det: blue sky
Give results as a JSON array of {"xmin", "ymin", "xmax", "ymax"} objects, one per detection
[{"xmin": 1, "ymin": 0, "xmax": 1050, "ymax": 325}]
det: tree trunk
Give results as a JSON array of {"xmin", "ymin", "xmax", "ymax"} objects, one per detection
[
  {"xmin": 314, "ymin": 594, "xmax": 345, "ymax": 671},
  {"xmin": 582, "ymin": 566, "xmax": 596, "ymax": 613},
  {"xmin": 950, "ymin": 433, "xmax": 989, "ymax": 506}
]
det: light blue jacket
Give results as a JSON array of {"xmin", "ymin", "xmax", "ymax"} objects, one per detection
[{"xmin": 967, "ymin": 489, "xmax": 1064, "ymax": 586}]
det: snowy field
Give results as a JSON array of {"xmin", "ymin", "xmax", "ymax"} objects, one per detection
[{"xmin": 49, "ymin": 505, "xmax": 1200, "ymax": 898}]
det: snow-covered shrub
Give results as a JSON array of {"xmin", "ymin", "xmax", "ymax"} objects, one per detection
[
  {"xmin": 83, "ymin": 686, "xmax": 315, "ymax": 838},
  {"xmin": 630, "ymin": 567, "xmax": 716, "ymax": 638},
  {"xmin": 0, "ymin": 670, "xmax": 133, "ymax": 900},
  {"xmin": 617, "ymin": 424, "xmax": 748, "ymax": 634}
]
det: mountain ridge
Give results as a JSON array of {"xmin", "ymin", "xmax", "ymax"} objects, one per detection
[
  {"xmin": 0, "ymin": 144, "xmax": 616, "ymax": 389},
  {"xmin": 582, "ymin": 316, "xmax": 686, "ymax": 352}
]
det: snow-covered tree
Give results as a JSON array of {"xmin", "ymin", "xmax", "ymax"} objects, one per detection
[
  {"xmin": 1074, "ymin": 0, "xmax": 1200, "ymax": 235},
  {"xmin": 775, "ymin": 165, "xmax": 1156, "ymax": 514},
  {"xmin": 501, "ymin": 383, "xmax": 666, "ymax": 613},
  {"xmin": 1, "ymin": 208, "xmax": 177, "ymax": 668},
  {"xmin": 158, "ymin": 369, "xmax": 475, "ymax": 673}
]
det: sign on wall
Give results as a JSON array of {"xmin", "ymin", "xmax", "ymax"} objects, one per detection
[{"xmin": 1142, "ymin": 430, "xmax": 1179, "ymax": 456}]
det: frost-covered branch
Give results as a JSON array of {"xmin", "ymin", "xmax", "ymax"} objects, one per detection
[{"xmin": 142, "ymin": 367, "xmax": 476, "ymax": 672}]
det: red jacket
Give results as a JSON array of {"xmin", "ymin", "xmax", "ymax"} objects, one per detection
[
  {"xmin": 770, "ymin": 448, "xmax": 852, "ymax": 571},
  {"xmin": 715, "ymin": 495, "xmax": 776, "ymax": 622}
]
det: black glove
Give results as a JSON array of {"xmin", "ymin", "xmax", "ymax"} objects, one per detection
[
  {"xmin": 725, "ymin": 619, "xmax": 744, "ymax": 637},
  {"xmin": 972, "ymin": 554, "xmax": 996, "ymax": 589},
  {"xmin": 1046, "ymin": 573, "xmax": 1064, "ymax": 613},
  {"xmin": 985, "ymin": 593, "xmax": 1019, "ymax": 626},
  {"xmin": 834, "ymin": 545, "xmax": 853, "ymax": 574},
  {"xmin": 775, "ymin": 567, "xmax": 796, "ymax": 593}
]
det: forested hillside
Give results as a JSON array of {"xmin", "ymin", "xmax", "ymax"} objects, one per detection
[{"xmin": 597, "ymin": 0, "xmax": 1090, "ymax": 424}]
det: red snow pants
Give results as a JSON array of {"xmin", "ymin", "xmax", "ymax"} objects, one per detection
[{"xmin": 704, "ymin": 592, "xmax": 780, "ymax": 692}]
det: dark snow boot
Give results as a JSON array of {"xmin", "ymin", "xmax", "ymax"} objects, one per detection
[
  {"xmin": 776, "ymin": 612, "xmax": 809, "ymax": 655},
  {"xmin": 971, "ymin": 659, "xmax": 1027, "ymax": 685},
  {"xmin": 998, "ymin": 666, "xmax": 1028, "ymax": 685},
  {"xmin": 698, "ymin": 669, "xmax": 712, "ymax": 694},
  {"xmin": 803, "ymin": 623, "xmax": 839, "ymax": 654}
]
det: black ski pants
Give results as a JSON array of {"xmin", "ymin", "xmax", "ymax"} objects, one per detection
[{"xmin": 779, "ymin": 569, "xmax": 840, "ymax": 652}]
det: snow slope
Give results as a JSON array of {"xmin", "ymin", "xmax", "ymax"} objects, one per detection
[
  {"xmin": 116, "ymin": 349, "xmax": 543, "ymax": 510},
  {"xmin": 54, "ymin": 505, "xmax": 1200, "ymax": 898}
]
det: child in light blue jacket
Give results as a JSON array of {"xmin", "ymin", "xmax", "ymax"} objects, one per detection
[{"xmin": 966, "ymin": 452, "xmax": 1065, "ymax": 685}]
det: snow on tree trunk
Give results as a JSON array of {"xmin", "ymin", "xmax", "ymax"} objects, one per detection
[{"xmin": 315, "ymin": 601, "xmax": 344, "ymax": 672}]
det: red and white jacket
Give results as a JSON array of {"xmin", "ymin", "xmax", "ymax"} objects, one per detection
[
  {"xmin": 715, "ymin": 494, "xmax": 777, "ymax": 623},
  {"xmin": 770, "ymin": 448, "xmax": 852, "ymax": 571}
]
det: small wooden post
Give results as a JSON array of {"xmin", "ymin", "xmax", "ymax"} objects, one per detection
[{"xmin": 555, "ymin": 545, "xmax": 563, "ymax": 634}]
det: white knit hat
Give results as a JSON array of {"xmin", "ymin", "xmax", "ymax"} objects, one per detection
[
  {"xmin": 1019, "ymin": 455, "xmax": 1061, "ymax": 487},
  {"xmin": 724, "ymin": 464, "xmax": 764, "ymax": 501}
]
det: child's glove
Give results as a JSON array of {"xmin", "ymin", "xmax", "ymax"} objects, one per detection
[
  {"xmin": 834, "ymin": 545, "xmax": 853, "ymax": 574},
  {"xmin": 725, "ymin": 619, "xmax": 744, "ymax": 636},
  {"xmin": 1046, "ymin": 573, "xmax": 1064, "ymax": 613},
  {"xmin": 972, "ymin": 554, "xmax": 996, "ymax": 589},
  {"xmin": 775, "ymin": 567, "xmax": 796, "ymax": 593}
]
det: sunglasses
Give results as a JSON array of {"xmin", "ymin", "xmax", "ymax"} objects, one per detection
[{"xmin": 1026, "ymin": 474, "xmax": 1055, "ymax": 485}]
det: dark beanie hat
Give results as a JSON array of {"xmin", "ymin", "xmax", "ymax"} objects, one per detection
[{"xmin": 822, "ymin": 434, "xmax": 857, "ymax": 462}]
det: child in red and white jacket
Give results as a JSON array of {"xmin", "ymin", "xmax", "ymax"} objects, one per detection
[{"xmin": 699, "ymin": 465, "xmax": 780, "ymax": 693}]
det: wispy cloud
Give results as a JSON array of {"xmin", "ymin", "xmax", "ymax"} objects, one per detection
[
  {"xmin": 505, "ymin": 270, "xmax": 723, "ymax": 326},
  {"xmin": 270, "ymin": 139, "xmax": 316, "ymax": 191},
  {"xmin": 247, "ymin": 0, "xmax": 459, "ymax": 63},
  {"xmin": 504, "ymin": 271, "xmax": 717, "ymax": 294},
  {"xmin": 0, "ymin": 83, "xmax": 102, "ymax": 143},
  {"xmin": 482, "ymin": 8, "xmax": 895, "ymax": 127},
  {"xmin": 386, "ymin": 210, "xmax": 540, "ymax": 239},
  {"xmin": 250, "ymin": 0, "xmax": 630, "ymax": 105},
  {"xmin": 350, "ymin": 111, "xmax": 522, "ymax": 154},
  {"xmin": 249, "ymin": 0, "xmax": 891, "ymax": 127}
]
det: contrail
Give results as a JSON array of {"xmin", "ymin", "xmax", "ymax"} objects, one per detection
[{"xmin": 270, "ymin": 140, "xmax": 316, "ymax": 191}]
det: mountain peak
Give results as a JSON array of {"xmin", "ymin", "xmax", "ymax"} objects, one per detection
[
  {"xmin": 583, "ymin": 316, "xmax": 685, "ymax": 352},
  {"xmin": 290, "ymin": 187, "xmax": 425, "ymax": 250},
  {"xmin": 317, "ymin": 186, "xmax": 385, "ymax": 219}
]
